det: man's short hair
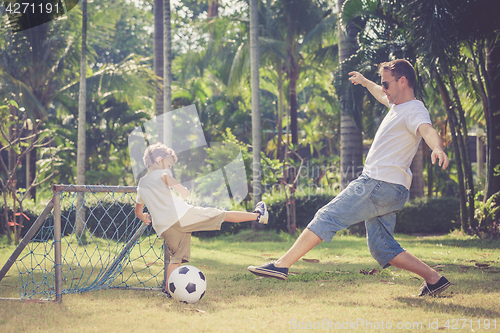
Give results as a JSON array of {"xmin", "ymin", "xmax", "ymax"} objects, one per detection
[
  {"xmin": 378, "ymin": 59, "xmax": 416, "ymax": 89},
  {"xmin": 143, "ymin": 143, "xmax": 178, "ymax": 168}
]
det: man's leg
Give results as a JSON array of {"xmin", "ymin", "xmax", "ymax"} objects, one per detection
[
  {"xmin": 390, "ymin": 251, "xmax": 450, "ymax": 296},
  {"xmin": 389, "ymin": 251, "xmax": 441, "ymax": 284},
  {"xmin": 248, "ymin": 175, "xmax": 377, "ymax": 279},
  {"xmin": 247, "ymin": 228, "xmax": 322, "ymax": 279},
  {"xmin": 365, "ymin": 212, "xmax": 441, "ymax": 283},
  {"xmin": 274, "ymin": 228, "xmax": 323, "ymax": 268},
  {"xmin": 366, "ymin": 212, "xmax": 450, "ymax": 296}
]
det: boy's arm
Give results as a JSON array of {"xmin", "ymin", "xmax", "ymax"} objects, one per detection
[
  {"xmin": 348, "ymin": 71, "xmax": 389, "ymax": 108},
  {"xmin": 135, "ymin": 203, "xmax": 151, "ymax": 225},
  {"xmin": 162, "ymin": 173, "xmax": 190, "ymax": 199},
  {"xmin": 417, "ymin": 123, "xmax": 449, "ymax": 170}
]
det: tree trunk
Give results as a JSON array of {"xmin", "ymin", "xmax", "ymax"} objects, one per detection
[
  {"xmin": 163, "ymin": 0, "xmax": 172, "ymax": 147},
  {"xmin": 28, "ymin": 146, "xmax": 36, "ymax": 200},
  {"xmin": 426, "ymin": 145, "xmax": 434, "ymax": 197},
  {"xmin": 448, "ymin": 74, "xmax": 475, "ymax": 229},
  {"xmin": 75, "ymin": 0, "xmax": 87, "ymax": 238},
  {"xmin": 485, "ymin": 34, "xmax": 500, "ymax": 199},
  {"xmin": 434, "ymin": 71, "xmax": 469, "ymax": 231},
  {"xmin": 250, "ymin": 0, "xmax": 262, "ymax": 211},
  {"xmin": 154, "ymin": 0, "xmax": 164, "ymax": 140},
  {"xmin": 410, "ymin": 141, "xmax": 425, "ymax": 199},
  {"xmin": 288, "ymin": 67, "xmax": 299, "ymax": 146},
  {"xmin": 338, "ymin": 0, "xmax": 363, "ymax": 189},
  {"xmin": 277, "ymin": 67, "xmax": 284, "ymax": 161}
]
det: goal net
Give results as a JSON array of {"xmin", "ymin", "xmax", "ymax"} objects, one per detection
[{"xmin": 0, "ymin": 184, "xmax": 168, "ymax": 302}]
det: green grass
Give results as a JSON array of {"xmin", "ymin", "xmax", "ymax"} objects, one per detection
[{"xmin": 1, "ymin": 230, "xmax": 500, "ymax": 332}]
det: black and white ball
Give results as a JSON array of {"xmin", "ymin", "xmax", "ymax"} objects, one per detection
[{"xmin": 168, "ymin": 265, "xmax": 207, "ymax": 304}]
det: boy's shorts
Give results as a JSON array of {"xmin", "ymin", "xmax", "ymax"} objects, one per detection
[{"xmin": 160, "ymin": 207, "xmax": 227, "ymax": 264}]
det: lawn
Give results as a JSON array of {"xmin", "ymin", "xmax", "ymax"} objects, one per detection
[{"xmin": 0, "ymin": 230, "xmax": 499, "ymax": 332}]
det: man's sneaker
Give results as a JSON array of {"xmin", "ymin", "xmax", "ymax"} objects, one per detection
[
  {"xmin": 253, "ymin": 201, "xmax": 269, "ymax": 224},
  {"xmin": 418, "ymin": 276, "xmax": 450, "ymax": 296},
  {"xmin": 247, "ymin": 261, "xmax": 288, "ymax": 280}
]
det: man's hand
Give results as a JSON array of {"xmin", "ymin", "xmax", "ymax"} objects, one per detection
[
  {"xmin": 418, "ymin": 124, "xmax": 449, "ymax": 170},
  {"xmin": 348, "ymin": 71, "xmax": 389, "ymax": 107},
  {"xmin": 431, "ymin": 149, "xmax": 449, "ymax": 170},
  {"xmin": 348, "ymin": 71, "xmax": 367, "ymax": 85}
]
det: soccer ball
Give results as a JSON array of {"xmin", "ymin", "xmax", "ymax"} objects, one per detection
[{"xmin": 168, "ymin": 265, "xmax": 207, "ymax": 304}]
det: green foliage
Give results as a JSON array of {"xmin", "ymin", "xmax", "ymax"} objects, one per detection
[
  {"xmin": 474, "ymin": 190, "xmax": 500, "ymax": 237},
  {"xmin": 0, "ymin": 193, "xmax": 138, "ymax": 239},
  {"xmin": 395, "ymin": 197, "xmax": 461, "ymax": 234},
  {"xmin": 0, "ymin": 197, "xmax": 41, "ymax": 238},
  {"xmin": 266, "ymin": 192, "xmax": 332, "ymax": 232}
]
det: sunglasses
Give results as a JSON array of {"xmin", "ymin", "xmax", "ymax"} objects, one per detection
[{"xmin": 381, "ymin": 76, "xmax": 401, "ymax": 90}]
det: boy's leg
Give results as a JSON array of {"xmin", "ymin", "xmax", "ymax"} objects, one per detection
[
  {"xmin": 224, "ymin": 211, "xmax": 258, "ymax": 222},
  {"xmin": 160, "ymin": 225, "xmax": 191, "ymax": 294},
  {"xmin": 224, "ymin": 201, "xmax": 268, "ymax": 224},
  {"xmin": 166, "ymin": 262, "xmax": 181, "ymax": 284}
]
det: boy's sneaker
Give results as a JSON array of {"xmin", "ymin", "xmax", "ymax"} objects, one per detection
[
  {"xmin": 253, "ymin": 201, "xmax": 269, "ymax": 224},
  {"xmin": 162, "ymin": 289, "xmax": 172, "ymax": 299},
  {"xmin": 247, "ymin": 261, "xmax": 288, "ymax": 280},
  {"xmin": 418, "ymin": 276, "xmax": 450, "ymax": 296}
]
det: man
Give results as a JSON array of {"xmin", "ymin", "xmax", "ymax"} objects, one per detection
[{"xmin": 248, "ymin": 59, "xmax": 451, "ymax": 296}]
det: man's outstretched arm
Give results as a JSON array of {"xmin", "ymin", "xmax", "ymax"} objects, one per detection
[
  {"xmin": 348, "ymin": 71, "xmax": 389, "ymax": 108},
  {"xmin": 417, "ymin": 123, "xmax": 449, "ymax": 170}
]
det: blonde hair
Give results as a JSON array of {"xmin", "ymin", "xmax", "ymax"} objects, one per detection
[{"xmin": 143, "ymin": 143, "xmax": 178, "ymax": 169}]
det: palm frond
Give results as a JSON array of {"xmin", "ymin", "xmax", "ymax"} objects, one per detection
[{"xmin": 0, "ymin": 68, "xmax": 48, "ymax": 120}]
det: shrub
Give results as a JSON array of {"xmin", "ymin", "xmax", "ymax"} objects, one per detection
[
  {"xmin": 0, "ymin": 198, "xmax": 43, "ymax": 238},
  {"xmin": 265, "ymin": 192, "xmax": 333, "ymax": 232},
  {"xmin": 2, "ymin": 191, "xmax": 461, "ymax": 240},
  {"xmin": 395, "ymin": 197, "xmax": 460, "ymax": 234}
]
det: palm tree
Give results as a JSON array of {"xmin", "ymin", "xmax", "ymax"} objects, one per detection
[
  {"xmin": 163, "ymin": 0, "xmax": 172, "ymax": 146},
  {"xmin": 230, "ymin": 0, "xmax": 336, "ymax": 157},
  {"xmin": 399, "ymin": 0, "xmax": 477, "ymax": 230},
  {"xmin": 274, "ymin": 0, "xmax": 336, "ymax": 147},
  {"xmin": 250, "ymin": 0, "xmax": 262, "ymax": 207},
  {"xmin": 154, "ymin": 0, "xmax": 164, "ymax": 134},
  {"xmin": 337, "ymin": 0, "xmax": 363, "ymax": 189},
  {"xmin": 75, "ymin": 0, "xmax": 88, "ymax": 238},
  {"xmin": 339, "ymin": 0, "xmax": 500, "ymax": 231},
  {"xmin": 485, "ymin": 35, "xmax": 500, "ymax": 199}
]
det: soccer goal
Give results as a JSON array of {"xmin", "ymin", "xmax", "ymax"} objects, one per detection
[{"xmin": 0, "ymin": 184, "xmax": 169, "ymax": 303}]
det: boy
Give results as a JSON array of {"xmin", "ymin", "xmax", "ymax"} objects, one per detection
[{"xmin": 135, "ymin": 142, "xmax": 268, "ymax": 293}]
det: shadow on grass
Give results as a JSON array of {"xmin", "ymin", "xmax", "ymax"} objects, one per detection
[{"xmin": 395, "ymin": 296, "xmax": 500, "ymax": 318}]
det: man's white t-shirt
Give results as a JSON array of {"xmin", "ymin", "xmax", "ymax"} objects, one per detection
[
  {"xmin": 136, "ymin": 169, "xmax": 192, "ymax": 236},
  {"xmin": 363, "ymin": 99, "xmax": 432, "ymax": 190}
]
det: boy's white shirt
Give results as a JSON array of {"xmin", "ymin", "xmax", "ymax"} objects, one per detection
[
  {"xmin": 363, "ymin": 99, "xmax": 432, "ymax": 190},
  {"xmin": 136, "ymin": 168, "xmax": 192, "ymax": 236}
]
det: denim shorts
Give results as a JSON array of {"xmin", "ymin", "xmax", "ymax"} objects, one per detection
[{"xmin": 307, "ymin": 174, "xmax": 409, "ymax": 268}]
